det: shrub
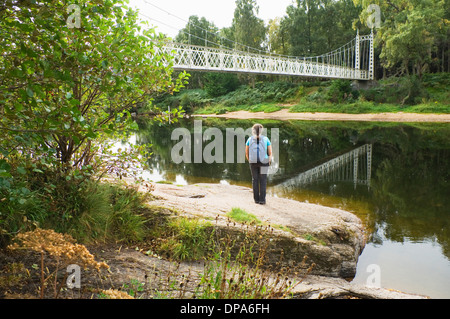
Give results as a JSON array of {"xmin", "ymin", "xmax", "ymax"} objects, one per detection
[
  {"xmin": 0, "ymin": 161, "xmax": 149, "ymax": 246},
  {"xmin": 204, "ymin": 73, "xmax": 241, "ymax": 97},
  {"xmin": 325, "ymin": 80, "xmax": 359, "ymax": 103},
  {"xmin": 360, "ymin": 76, "xmax": 428, "ymax": 106},
  {"xmin": 179, "ymin": 90, "xmax": 212, "ymax": 113}
]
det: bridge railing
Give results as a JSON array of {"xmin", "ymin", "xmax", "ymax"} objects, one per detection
[
  {"xmin": 158, "ymin": 31, "xmax": 373, "ymax": 80},
  {"xmin": 276, "ymin": 144, "xmax": 373, "ymax": 188}
]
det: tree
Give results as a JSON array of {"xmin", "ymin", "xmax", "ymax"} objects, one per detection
[
  {"xmin": 0, "ymin": 0, "xmax": 188, "ymax": 175},
  {"xmin": 267, "ymin": 17, "xmax": 290, "ymax": 55},
  {"xmin": 175, "ymin": 15, "xmax": 219, "ymax": 47},
  {"xmin": 282, "ymin": 0, "xmax": 320, "ymax": 56},
  {"xmin": 231, "ymin": 0, "xmax": 266, "ymax": 52},
  {"xmin": 203, "ymin": 73, "xmax": 240, "ymax": 97},
  {"xmin": 354, "ymin": 0, "xmax": 449, "ymax": 77},
  {"xmin": 281, "ymin": 0, "xmax": 361, "ymax": 57}
]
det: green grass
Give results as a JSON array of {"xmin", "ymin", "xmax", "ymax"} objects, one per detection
[
  {"xmin": 194, "ymin": 96, "xmax": 449, "ymax": 115},
  {"xmin": 59, "ymin": 181, "xmax": 150, "ymax": 244},
  {"xmin": 0, "ymin": 177, "xmax": 151, "ymax": 247},
  {"xmin": 155, "ymin": 217, "xmax": 213, "ymax": 261},
  {"xmin": 194, "ymin": 103, "xmax": 286, "ymax": 115},
  {"xmin": 188, "ymin": 74, "xmax": 450, "ymax": 115},
  {"xmin": 289, "ymin": 100, "xmax": 449, "ymax": 114},
  {"xmin": 227, "ymin": 207, "xmax": 261, "ymax": 224}
]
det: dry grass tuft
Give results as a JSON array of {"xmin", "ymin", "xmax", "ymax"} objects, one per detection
[{"xmin": 8, "ymin": 228, "xmax": 108, "ymax": 298}]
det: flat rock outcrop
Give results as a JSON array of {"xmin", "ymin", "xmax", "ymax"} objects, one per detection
[{"xmin": 149, "ymin": 183, "xmax": 366, "ymax": 278}]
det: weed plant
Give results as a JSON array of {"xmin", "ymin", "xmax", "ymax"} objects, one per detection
[
  {"xmin": 156, "ymin": 217, "xmax": 213, "ymax": 261},
  {"xmin": 145, "ymin": 217, "xmax": 314, "ymax": 299}
]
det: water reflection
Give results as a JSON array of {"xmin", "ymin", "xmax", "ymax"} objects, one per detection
[
  {"xmin": 276, "ymin": 144, "xmax": 372, "ymax": 189},
  {"xmin": 135, "ymin": 118, "xmax": 450, "ymax": 298}
]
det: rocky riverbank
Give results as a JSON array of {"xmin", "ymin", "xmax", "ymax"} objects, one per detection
[
  {"xmin": 0, "ymin": 181, "xmax": 428, "ymax": 299},
  {"xmin": 149, "ymin": 183, "xmax": 366, "ymax": 278},
  {"xmin": 139, "ymin": 182, "xmax": 426, "ymax": 298}
]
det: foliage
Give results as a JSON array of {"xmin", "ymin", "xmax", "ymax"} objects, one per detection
[
  {"xmin": 214, "ymin": 81, "xmax": 299, "ymax": 107},
  {"xmin": 231, "ymin": 0, "xmax": 266, "ymax": 52},
  {"xmin": 0, "ymin": 163, "xmax": 151, "ymax": 246},
  {"xmin": 121, "ymin": 278, "xmax": 145, "ymax": 298},
  {"xmin": 151, "ymin": 89, "xmax": 211, "ymax": 114},
  {"xmin": 156, "ymin": 81, "xmax": 299, "ymax": 114},
  {"xmin": 354, "ymin": 0, "xmax": 449, "ymax": 77},
  {"xmin": 0, "ymin": 0, "xmax": 188, "ymax": 175},
  {"xmin": 281, "ymin": 0, "xmax": 363, "ymax": 56},
  {"xmin": 325, "ymin": 80, "xmax": 359, "ymax": 103},
  {"xmin": 204, "ymin": 73, "xmax": 241, "ymax": 97},
  {"xmin": 195, "ymin": 222, "xmax": 314, "ymax": 299},
  {"xmin": 360, "ymin": 76, "xmax": 428, "ymax": 105},
  {"xmin": 0, "ymin": 0, "xmax": 188, "ymax": 241},
  {"xmin": 191, "ymin": 74, "xmax": 448, "ymax": 115},
  {"xmin": 143, "ymin": 218, "xmax": 315, "ymax": 299},
  {"xmin": 175, "ymin": 15, "xmax": 219, "ymax": 47}
]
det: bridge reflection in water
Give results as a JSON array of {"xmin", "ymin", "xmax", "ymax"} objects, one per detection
[{"xmin": 276, "ymin": 144, "xmax": 372, "ymax": 190}]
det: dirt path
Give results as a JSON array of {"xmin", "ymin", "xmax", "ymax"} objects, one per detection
[{"xmin": 195, "ymin": 109, "xmax": 450, "ymax": 122}]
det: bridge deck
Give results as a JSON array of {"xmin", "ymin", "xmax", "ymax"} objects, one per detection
[{"xmin": 160, "ymin": 31, "xmax": 374, "ymax": 80}]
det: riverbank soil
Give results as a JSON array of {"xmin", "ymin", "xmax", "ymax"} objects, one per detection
[{"xmin": 195, "ymin": 109, "xmax": 450, "ymax": 122}]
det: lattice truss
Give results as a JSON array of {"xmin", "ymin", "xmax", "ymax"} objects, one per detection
[
  {"xmin": 278, "ymin": 144, "xmax": 373, "ymax": 188},
  {"xmin": 158, "ymin": 31, "xmax": 374, "ymax": 80}
]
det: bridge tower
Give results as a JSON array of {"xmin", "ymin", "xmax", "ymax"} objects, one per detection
[{"xmin": 368, "ymin": 28, "xmax": 374, "ymax": 80}]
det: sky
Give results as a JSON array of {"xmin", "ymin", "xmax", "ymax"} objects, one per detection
[{"xmin": 128, "ymin": 0, "xmax": 295, "ymax": 38}]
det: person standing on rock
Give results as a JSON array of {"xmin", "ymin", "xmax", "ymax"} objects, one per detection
[{"xmin": 246, "ymin": 123, "xmax": 272, "ymax": 205}]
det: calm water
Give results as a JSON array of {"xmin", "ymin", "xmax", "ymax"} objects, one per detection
[{"xmin": 133, "ymin": 118, "xmax": 450, "ymax": 298}]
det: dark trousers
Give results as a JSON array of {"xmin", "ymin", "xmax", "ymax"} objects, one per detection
[{"xmin": 250, "ymin": 163, "xmax": 268, "ymax": 204}]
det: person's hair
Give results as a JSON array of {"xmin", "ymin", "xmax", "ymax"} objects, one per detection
[{"xmin": 252, "ymin": 123, "xmax": 263, "ymax": 137}]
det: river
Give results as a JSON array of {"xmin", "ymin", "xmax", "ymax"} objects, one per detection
[{"xmin": 130, "ymin": 118, "xmax": 450, "ymax": 298}]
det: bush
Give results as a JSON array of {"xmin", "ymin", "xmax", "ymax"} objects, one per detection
[
  {"xmin": 179, "ymin": 90, "xmax": 212, "ymax": 113},
  {"xmin": 204, "ymin": 73, "xmax": 241, "ymax": 97},
  {"xmin": 325, "ymin": 80, "xmax": 359, "ymax": 103},
  {"xmin": 215, "ymin": 81, "xmax": 299, "ymax": 107},
  {"xmin": 360, "ymin": 76, "xmax": 428, "ymax": 105},
  {"xmin": 0, "ymin": 160, "xmax": 149, "ymax": 247}
]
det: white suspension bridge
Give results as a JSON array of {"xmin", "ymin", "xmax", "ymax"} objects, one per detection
[
  {"xmin": 275, "ymin": 144, "xmax": 373, "ymax": 189},
  {"xmin": 159, "ymin": 30, "xmax": 374, "ymax": 80}
]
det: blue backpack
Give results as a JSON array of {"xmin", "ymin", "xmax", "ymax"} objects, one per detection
[{"xmin": 248, "ymin": 136, "xmax": 269, "ymax": 165}]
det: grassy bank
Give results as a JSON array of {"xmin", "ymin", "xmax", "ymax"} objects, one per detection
[{"xmin": 151, "ymin": 73, "xmax": 449, "ymax": 115}]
